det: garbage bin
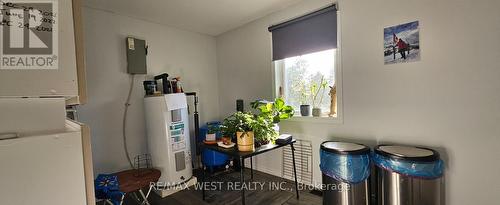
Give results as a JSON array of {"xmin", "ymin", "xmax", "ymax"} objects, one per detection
[
  {"xmin": 320, "ymin": 141, "xmax": 371, "ymax": 205},
  {"xmin": 373, "ymin": 145, "xmax": 444, "ymax": 205}
]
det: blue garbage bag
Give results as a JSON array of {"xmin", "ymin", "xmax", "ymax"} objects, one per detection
[
  {"xmin": 372, "ymin": 152, "xmax": 444, "ymax": 179},
  {"xmin": 320, "ymin": 149, "xmax": 371, "ymax": 184}
]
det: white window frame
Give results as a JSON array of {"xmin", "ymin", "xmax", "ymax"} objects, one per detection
[{"xmin": 271, "ymin": 5, "xmax": 343, "ymax": 124}]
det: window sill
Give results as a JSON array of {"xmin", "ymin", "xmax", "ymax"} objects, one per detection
[{"xmin": 283, "ymin": 115, "xmax": 343, "ymax": 124}]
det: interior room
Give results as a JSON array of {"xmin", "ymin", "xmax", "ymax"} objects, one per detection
[{"xmin": 1, "ymin": 0, "xmax": 499, "ymax": 205}]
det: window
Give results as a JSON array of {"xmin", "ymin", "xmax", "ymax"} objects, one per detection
[
  {"xmin": 274, "ymin": 49, "xmax": 338, "ymax": 118},
  {"xmin": 269, "ymin": 4, "xmax": 340, "ymax": 120}
]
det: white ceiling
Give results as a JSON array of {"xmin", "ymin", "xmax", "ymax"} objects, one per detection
[{"xmin": 83, "ymin": 0, "xmax": 304, "ymax": 36}]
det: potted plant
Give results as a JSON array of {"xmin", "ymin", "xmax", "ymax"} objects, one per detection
[
  {"xmin": 252, "ymin": 115, "xmax": 276, "ymax": 147},
  {"xmin": 221, "ymin": 112, "xmax": 256, "ymax": 151},
  {"xmin": 299, "ymin": 85, "xmax": 311, "ymax": 116},
  {"xmin": 310, "ymin": 76, "xmax": 328, "ymax": 117},
  {"xmin": 219, "ymin": 119, "xmax": 237, "ymax": 138},
  {"xmin": 218, "ymin": 123, "xmax": 236, "ymax": 146},
  {"xmin": 251, "ymin": 98, "xmax": 294, "ymax": 146},
  {"xmin": 205, "ymin": 124, "xmax": 217, "ymax": 142}
]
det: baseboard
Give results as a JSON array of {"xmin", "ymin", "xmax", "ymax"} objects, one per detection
[
  {"xmin": 153, "ymin": 177, "xmax": 198, "ymax": 198},
  {"xmin": 252, "ymin": 164, "xmax": 323, "ymax": 190}
]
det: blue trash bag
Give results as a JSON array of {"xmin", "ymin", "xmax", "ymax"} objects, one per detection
[
  {"xmin": 320, "ymin": 149, "xmax": 371, "ymax": 184},
  {"xmin": 372, "ymin": 152, "xmax": 444, "ymax": 179}
]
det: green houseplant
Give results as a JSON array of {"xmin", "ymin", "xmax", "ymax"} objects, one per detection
[
  {"xmin": 310, "ymin": 76, "xmax": 328, "ymax": 117},
  {"xmin": 220, "ymin": 112, "xmax": 256, "ymax": 151},
  {"xmin": 251, "ymin": 98, "xmax": 294, "ymax": 123},
  {"xmin": 252, "ymin": 115, "xmax": 276, "ymax": 147},
  {"xmin": 299, "ymin": 85, "xmax": 311, "ymax": 116},
  {"xmin": 251, "ymin": 98, "xmax": 294, "ymax": 145},
  {"xmin": 205, "ymin": 123, "xmax": 217, "ymax": 142}
]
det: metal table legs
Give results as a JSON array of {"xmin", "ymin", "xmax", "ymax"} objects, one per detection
[
  {"xmin": 200, "ymin": 143, "xmax": 299, "ymax": 205},
  {"xmin": 291, "ymin": 144, "xmax": 299, "ymax": 199},
  {"xmin": 250, "ymin": 157, "xmax": 254, "ymax": 179},
  {"xmin": 240, "ymin": 157, "xmax": 246, "ymax": 205},
  {"xmin": 201, "ymin": 157, "xmax": 206, "ymax": 201}
]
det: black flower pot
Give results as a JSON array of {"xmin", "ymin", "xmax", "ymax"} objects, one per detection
[
  {"xmin": 300, "ymin": 105, "xmax": 311, "ymax": 116},
  {"xmin": 255, "ymin": 139, "xmax": 270, "ymax": 148}
]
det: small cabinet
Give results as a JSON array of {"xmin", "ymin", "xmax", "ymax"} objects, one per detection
[{"xmin": 0, "ymin": 0, "xmax": 87, "ymax": 104}]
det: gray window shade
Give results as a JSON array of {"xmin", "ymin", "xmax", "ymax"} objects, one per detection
[{"xmin": 269, "ymin": 5, "xmax": 337, "ymax": 61}]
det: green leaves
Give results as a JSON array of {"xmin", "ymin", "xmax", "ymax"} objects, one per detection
[
  {"xmin": 258, "ymin": 103, "xmax": 273, "ymax": 114},
  {"xmin": 252, "ymin": 115, "xmax": 276, "ymax": 142},
  {"xmin": 207, "ymin": 123, "xmax": 218, "ymax": 134},
  {"xmin": 274, "ymin": 98, "xmax": 285, "ymax": 110},
  {"xmin": 251, "ymin": 98, "xmax": 294, "ymax": 124},
  {"xmin": 279, "ymin": 113, "xmax": 291, "ymax": 119},
  {"xmin": 221, "ymin": 112, "xmax": 256, "ymax": 137},
  {"xmin": 311, "ymin": 75, "xmax": 329, "ymax": 107},
  {"xmin": 222, "ymin": 98, "xmax": 294, "ymax": 142}
]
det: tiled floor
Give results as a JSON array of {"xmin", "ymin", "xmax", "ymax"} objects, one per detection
[{"xmin": 138, "ymin": 169, "xmax": 322, "ymax": 205}]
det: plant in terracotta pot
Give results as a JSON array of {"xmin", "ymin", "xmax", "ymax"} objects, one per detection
[
  {"xmin": 220, "ymin": 136, "xmax": 232, "ymax": 145},
  {"xmin": 310, "ymin": 76, "xmax": 328, "ymax": 117},
  {"xmin": 219, "ymin": 119, "xmax": 236, "ymax": 138},
  {"xmin": 221, "ymin": 112, "xmax": 256, "ymax": 151},
  {"xmin": 218, "ymin": 123, "xmax": 236, "ymax": 146},
  {"xmin": 251, "ymin": 98, "xmax": 294, "ymax": 146}
]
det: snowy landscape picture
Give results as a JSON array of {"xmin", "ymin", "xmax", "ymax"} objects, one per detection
[{"xmin": 384, "ymin": 21, "xmax": 420, "ymax": 64}]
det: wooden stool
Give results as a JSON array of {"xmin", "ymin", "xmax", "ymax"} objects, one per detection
[{"xmin": 115, "ymin": 168, "xmax": 161, "ymax": 205}]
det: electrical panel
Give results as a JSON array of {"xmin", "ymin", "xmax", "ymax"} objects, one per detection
[{"xmin": 126, "ymin": 37, "xmax": 147, "ymax": 74}]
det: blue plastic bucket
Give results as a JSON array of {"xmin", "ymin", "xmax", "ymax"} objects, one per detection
[{"xmin": 200, "ymin": 122, "xmax": 229, "ymax": 168}]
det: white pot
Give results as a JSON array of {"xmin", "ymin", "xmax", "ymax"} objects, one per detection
[
  {"xmin": 273, "ymin": 123, "xmax": 280, "ymax": 135},
  {"xmin": 312, "ymin": 107, "xmax": 322, "ymax": 117},
  {"xmin": 206, "ymin": 133, "xmax": 216, "ymax": 141}
]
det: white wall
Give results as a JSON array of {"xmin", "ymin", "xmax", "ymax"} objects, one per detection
[
  {"xmin": 217, "ymin": 1, "xmax": 333, "ymax": 118},
  {"xmin": 216, "ymin": 0, "xmax": 500, "ymax": 204},
  {"xmin": 78, "ymin": 7, "xmax": 220, "ymax": 175}
]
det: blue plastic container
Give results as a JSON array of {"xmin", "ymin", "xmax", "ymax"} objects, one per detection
[{"xmin": 200, "ymin": 122, "xmax": 229, "ymax": 170}]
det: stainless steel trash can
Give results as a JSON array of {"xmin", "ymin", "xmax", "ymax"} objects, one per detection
[
  {"xmin": 374, "ymin": 145, "xmax": 444, "ymax": 205},
  {"xmin": 320, "ymin": 141, "xmax": 371, "ymax": 205}
]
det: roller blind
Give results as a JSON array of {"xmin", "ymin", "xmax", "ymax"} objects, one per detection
[{"xmin": 268, "ymin": 5, "xmax": 337, "ymax": 61}]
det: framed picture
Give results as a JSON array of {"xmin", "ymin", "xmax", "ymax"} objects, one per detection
[{"xmin": 384, "ymin": 21, "xmax": 420, "ymax": 65}]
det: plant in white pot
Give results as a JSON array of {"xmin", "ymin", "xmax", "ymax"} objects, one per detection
[
  {"xmin": 310, "ymin": 76, "xmax": 328, "ymax": 117},
  {"xmin": 205, "ymin": 124, "xmax": 217, "ymax": 142}
]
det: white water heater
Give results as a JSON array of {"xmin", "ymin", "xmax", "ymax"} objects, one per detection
[{"xmin": 144, "ymin": 93, "xmax": 192, "ymax": 185}]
